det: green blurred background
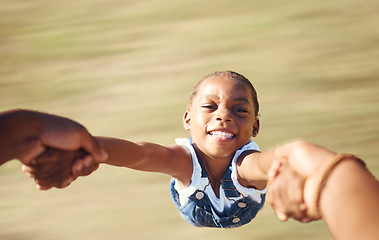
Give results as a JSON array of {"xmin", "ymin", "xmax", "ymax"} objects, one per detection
[{"xmin": 1, "ymin": 0, "xmax": 378, "ymax": 239}]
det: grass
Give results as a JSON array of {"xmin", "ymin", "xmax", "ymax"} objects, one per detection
[{"xmin": 0, "ymin": 0, "xmax": 378, "ymax": 239}]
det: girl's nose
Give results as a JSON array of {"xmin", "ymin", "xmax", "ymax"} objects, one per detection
[{"xmin": 215, "ymin": 108, "xmax": 232, "ymax": 122}]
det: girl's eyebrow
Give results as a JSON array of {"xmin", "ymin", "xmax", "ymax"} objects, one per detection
[
  {"xmin": 202, "ymin": 94, "xmax": 219, "ymax": 100},
  {"xmin": 233, "ymin": 97, "xmax": 250, "ymax": 104},
  {"xmin": 202, "ymin": 95, "xmax": 251, "ymax": 104}
]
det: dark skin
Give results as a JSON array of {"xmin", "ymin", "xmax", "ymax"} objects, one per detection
[
  {"xmin": 182, "ymin": 76, "xmax": 271, "ymax": 196},
  {"xmin": 267, "ymin": 141, "xmax": 379, "ymax": 240},
  {"xmin": 25, "ymin": 75, "xmax": 274, "ymax": 194},
  {"xmin": 23, "ymin": 148, "xmax": 95, "ymax": 188},
  {"xmin": 0, "ymin": 109, "xmax": 107, "ymax": 189}
]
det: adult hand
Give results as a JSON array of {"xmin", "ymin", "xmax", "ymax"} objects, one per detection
[
  {"xmin": 267, "ymin": 160, "xmax": 307, "ymax": 222},
  {"xmin": 22, "ymin": 149, "xmax": 100, "ymax": 190},
  {"xmin": 29, "ymin": 111, "xmax": 107, "ymax": 189},
  {"xmin": 267, "ymin": 140, "xmax": 337, "ymax": 222},
  {"xmin": 0, "ymin": 109, "xmax": 107, "ymax": 189},
  {"xmin": 34, "ymin": 111, "xmax": 108, "ymax": 165}
]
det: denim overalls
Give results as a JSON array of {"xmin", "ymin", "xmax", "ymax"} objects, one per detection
[{"xmin": 170, "ymin": 138, "xmax": 266, "ymax": 228}]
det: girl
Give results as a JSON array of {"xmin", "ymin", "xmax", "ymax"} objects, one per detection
[{"xmin": 27, "ymin": 71, "xmax": 275, "ymax": 228}]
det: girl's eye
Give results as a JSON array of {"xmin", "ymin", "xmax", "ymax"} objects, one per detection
[
  {"xmin": 202, "ymin": 105, "xmax": 216, "ymax": 110},
  {"xmin": 234, "ymin": 108, "xmax": 248, "ymax": 113}
]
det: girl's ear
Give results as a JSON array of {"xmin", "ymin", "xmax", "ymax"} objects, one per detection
[
  {"xmin": 183, "ymin": 111, "xmax": 191, "ymax": 131},
  {"xmin": 252, "ymin": 118, "xmax": 260, "ymax": 137}
]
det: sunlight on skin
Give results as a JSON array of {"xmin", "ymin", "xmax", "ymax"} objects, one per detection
[{"xmin": 0, "ymin": 0, "xmax": 377, "ymax": 239}]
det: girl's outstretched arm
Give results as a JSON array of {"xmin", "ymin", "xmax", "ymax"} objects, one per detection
[
  {"xmin": 96, "ymin": 136, "xmax": 193, "ymax": 185},
  {"xmin": 236, "ymin": 150, "xmax": 276, "ymax": 190}
]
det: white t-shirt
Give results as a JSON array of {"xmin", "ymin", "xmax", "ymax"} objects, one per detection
[{"xmin": 173, "ymin": 138, "xmax": 267, "ymax": 215}]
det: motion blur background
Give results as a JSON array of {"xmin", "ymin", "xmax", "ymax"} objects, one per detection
[{"xmin": 1, "ymin": 0, "xmax": 378, "ymax": 239}]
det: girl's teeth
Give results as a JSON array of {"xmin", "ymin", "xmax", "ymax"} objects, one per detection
[{"xmin": 210, "ymin": 131, "xmax": 234, "ymax": 139}]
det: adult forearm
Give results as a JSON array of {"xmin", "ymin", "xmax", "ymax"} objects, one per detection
[
  {"xmin": 0, "ymin": 109, "xmax": 44, "ymax": 165},
  {"xmin": 320, "ymin": 158, "xmax": 379, "ymax": 240}
]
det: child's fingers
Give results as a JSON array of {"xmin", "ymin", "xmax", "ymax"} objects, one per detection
[
  {"xmin": 92, "ymin": 164, "xmax": 99, "ymax": 172},
  {"xmin": 77, "ymin": 132, "xmax": 108, "ymax": 164},
  {"xmin": 275, "ymin": 210, "xmax": 290, "ymax": 222},
  {"xmin": 72, "ymin": 157, "xmax": 85, "ymax": 177},
  {"xmin": 272, "ymin": 198, "xmax": 307, "ymax": 222},
  {"xmin": 268, "ymin": 161, "xmax": 310, "ymax": 222},
  {"xmin": 37, "ymin": 176, "xmax": 76, "ymax": 190},
  {"xmin": 33, "ymin": 162, "xmax": 72, "ymax": 188},
  {"xmin": 268, "ymin": 160, "xmax": 283, "ymax": 183},
  {"xmin": 72, "ymin": 155, "xmax": 97, "ymax": 177},
  {"xmin": 36, "ymin": 184, "xmax": 53, "ymax": 191},
  {"xmin": 21, "ymin": 164, "xmax": 36, "ymax": 178},
  {"xmin": 268, "ymin": 187, "xmax": 290, "ymax": 222},
  {"xmin": 73, "ymin": 158, "xmax": 84, "ymax": 175},
  {"xmin": 22, "ymin": 163, "xmax": 57, "ymax": 190},
  {"xmin": 21, "ymin": 164, "xmax": 34, "ymax": 172},
  {"xmin": 31, "ymin": 150, "xmax": 98, "ymax": 190},
  {"xmin": 57, "ymin": 176, "xmax": 75, "ymax": 189},
  {"xmin": 267, "ymin": 178, "xmax": 288, "ymax": 221},
  {"xmin": 34, "ymin": 176, "xmax": 53, "ymax": 190},
  {"xmin": 303, "ymin": 175, "xmax": 323, "ymax": 220}
]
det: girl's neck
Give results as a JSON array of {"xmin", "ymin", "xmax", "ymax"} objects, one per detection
[{"xmin": 194, "ymin": 145, "xmax": 235, "ymax": 197}]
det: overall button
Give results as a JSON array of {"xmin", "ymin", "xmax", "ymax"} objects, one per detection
[
  {"xmin": 232, "ymin": 217, "xmax": 241, "ymax": 224},
  {"xmin": 196, "ymin": 191, "xmax": 204, "ymax": 200},
  {"xmin": 238, "ymin": 202, "xmax": 247, "ymax": 208}
]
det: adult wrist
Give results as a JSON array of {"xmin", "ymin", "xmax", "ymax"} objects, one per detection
[
  {"xmin": 310, "ymin": 154, "xmax": 366, "ymax": 218},
  {"xmin": 7, "ymin": 110, "xmax": 45, "ymax": 164}
]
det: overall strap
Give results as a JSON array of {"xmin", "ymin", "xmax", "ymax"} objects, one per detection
[
  {"xmin": 190, "ymin": 138, "xmax": 241, "ymax": 198},
  {"xmin": 221, "ymin": 165, "xmax": 241, "ymax": 198},
  {"xmin": 190, "ymin": 142, "xmax": 208, "ymax": 178}
]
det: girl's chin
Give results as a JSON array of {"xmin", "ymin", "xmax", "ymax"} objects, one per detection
[{"xmin": 205, "ymin": 148, "xmax": 236, "ymax": 159}]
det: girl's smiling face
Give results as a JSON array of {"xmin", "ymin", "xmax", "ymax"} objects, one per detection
[{"xmin": 184, "ymin": 76, "xmax": 259, "ymax": 161}]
